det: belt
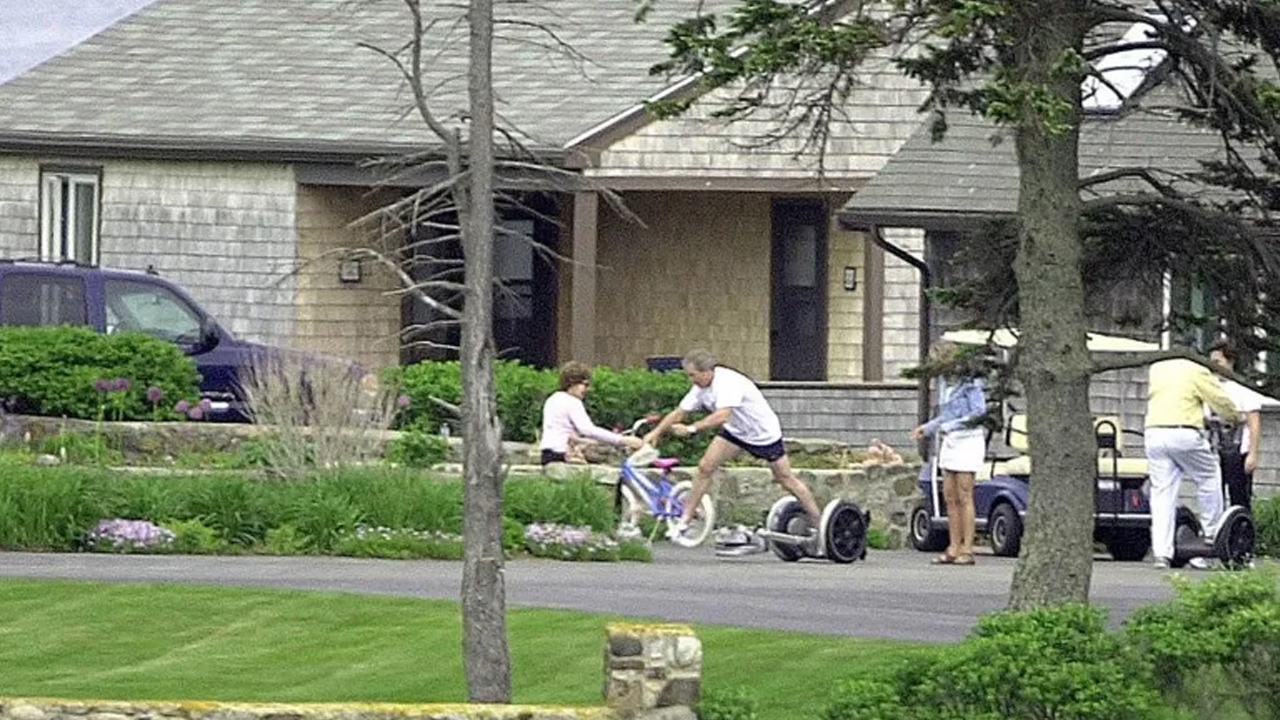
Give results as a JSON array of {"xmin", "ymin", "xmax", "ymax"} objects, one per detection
[{"xmin": 1147, "ymin": 424, "xmax": 1203, "ymax": 431}]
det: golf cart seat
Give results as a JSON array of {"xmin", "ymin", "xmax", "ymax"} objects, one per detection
[{"xmin": 998, "ymin": 414, "xmax": 1149, "ymax": 478}]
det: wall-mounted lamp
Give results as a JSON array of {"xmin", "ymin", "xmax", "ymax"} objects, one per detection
[
  {"xmin": 843, "ymin": 266, "xmax": 857, "ymax": 292},
  {"xmin": 338, "ymin": 257, "xmax": 362, "ymax": 283}
]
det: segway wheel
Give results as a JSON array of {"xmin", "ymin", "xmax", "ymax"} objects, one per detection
[
  {"xmin": 1170, "ymin": 506, "xmax": 1202, "ymax": 570},
  {"xmin": 769, "ymin": 501, "xmax": 808, "ymax": 562},
  {"xmin": 823, "ymin": 501, "xmax": 868, "ymax": 564},
  {"xmin": 1214, "ymin": 508, "xmax": 1256, "ymax": 570}
]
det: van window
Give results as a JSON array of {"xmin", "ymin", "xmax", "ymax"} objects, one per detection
[
  {"xmin": 104, "ymin": 279, "xmax": 203, "ymax": 345},
  {"xmin": 0, "ymin": 273, "xmax": 88, "ymax": 326}
]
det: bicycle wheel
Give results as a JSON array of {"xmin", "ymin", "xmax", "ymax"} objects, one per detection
[{"xmin": 668, "ymin": 481, "xmax": 715, "ymax": 547}]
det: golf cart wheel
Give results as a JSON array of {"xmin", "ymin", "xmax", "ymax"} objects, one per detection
[
  {"xmin": 769, "ymin": 500, "xmax": 808, "ymax": 562},
  {"xmin": 1104, "ymin": 528, "xmax": 1151, "ymax": 562},
  {"xmin": 989, "ymin": 503, "xmax": 1023, "ymax": 557},
  {"xmin": 667, "ymin": 481, "xmax": 715, "ymax": 547},
  {"xmin": 824, "ymin": 501, "xmax": 868, "ymax": 564},
  {"xmin": 1170, "ymin": 506, "xmax": 1202, "ymax": 569},
  {"xmin": 910, "ymin": 504, "xmax": 948, "ymax": 552},
  {"xmin": 1215, "ymin": 509, "xmax": 1256, "ymax": 570}
]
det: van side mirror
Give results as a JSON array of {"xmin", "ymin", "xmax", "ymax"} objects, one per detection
[{"xmin": 197, "ymin": 318, "xmax": 221, "ymax": 352}]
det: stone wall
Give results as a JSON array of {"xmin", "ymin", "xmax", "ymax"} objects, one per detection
[{"xmin": 0, "ymin": 625, "xmax": 699, "ymax": 720}]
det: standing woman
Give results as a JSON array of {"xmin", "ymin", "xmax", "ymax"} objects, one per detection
[
  {"xmin": 910, "ymin": 342, "xmax": 989, "ymax": 566},
  {"xmin": 540, "ymin": 361, "xmax": 643, "ymax": 466}
]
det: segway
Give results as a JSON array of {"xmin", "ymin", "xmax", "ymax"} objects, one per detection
[
  {"xmin": 753, "ymin": 496, "xmax": 870, "ymax": 564},
  {"xmin": 1171, "ymin": 504, "xmax": 1255, "ymax": 569}
]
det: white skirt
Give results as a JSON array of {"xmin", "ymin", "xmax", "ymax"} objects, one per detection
[{"xmin": 939, "ymin": 429, "xmax": 986, "ymax": 473}]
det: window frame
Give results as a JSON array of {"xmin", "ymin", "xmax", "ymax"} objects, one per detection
[{"xmin": 39, "ymin": 165, "xmax": 102, "ymax": 266}]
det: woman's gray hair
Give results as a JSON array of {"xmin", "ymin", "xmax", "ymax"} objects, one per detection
[{"xmin": 682, "ymin": 349, "xmax": 718, "ymax": 372}]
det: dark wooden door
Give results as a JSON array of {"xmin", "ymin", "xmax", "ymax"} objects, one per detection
[{"xmin": 770, "ymin": 201, "xmax": 828, "ymax": 380}]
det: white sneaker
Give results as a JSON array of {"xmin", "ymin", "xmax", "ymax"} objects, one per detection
[
  {"xmin": 1152, "ymin": 557, "xmax": 1171, "ymax": 570},
  {"xmin": 665, "ymin": 521, "xmax": 689, "ymax": 542},
  {"xmin": 1188, "ymin": 557, "xmax": 1216, "ymax": 570}
]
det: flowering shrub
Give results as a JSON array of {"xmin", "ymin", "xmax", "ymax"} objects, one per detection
[
  {"xmin": 523, "ymin": 523, "xmax": 651, "ymax": 562},
  {"xmin": 332, "ymin": 524, "xmax": 465, "ymax": 560},
  {"xmin": 85, "ymin": 519, "xmax": 175, "ymax": 552}
]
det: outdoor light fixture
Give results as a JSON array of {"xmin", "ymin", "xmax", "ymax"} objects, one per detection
[
  {"xmin": 338, "ymin": 257, "xmax": 362, "ymax": 283},
  {"xmin": 843, "ymin": 266, "xmax": 857, "ymax": 292}
]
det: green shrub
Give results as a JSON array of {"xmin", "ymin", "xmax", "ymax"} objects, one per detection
[
  {"xmin": 36, "ymin": 432, "xmax": 124, "ymax": 466},
  {"xmin": 166, "ymin": 518, "xmax": 222, "ymax": 554},
  {"xmin": 264, "ymin": 524, "xmax": 308, "ymax": 555},
  {"xmin": 1255, "ymin": 495, "xmax": 1280, "ymax": 557},
  {"xmin": 696, "ymin": 687, "xmax": 760, "ymax": 720},
  {"xmin": 288, "ymin": 483, "xmax": 365, "ymax": 553},
  {"xmin": 506, "ymin": 478, "xmax": 616, "ymax": 531},
  {"xmin": 822, "ymin": 604, "xmax": 1161, "ymax": 720},
  {"xmin": 1124, "ymin": 567, "xmax": 1280, "ymax": 719},
  {"xmin": 864, "ymin": 525, "xmax": 890, "ymax": 551},
  {"xmin": 386, "ymin": 426, "xmax": 450, "ymax": 468},
  {"xmin": 0, "ymin": 326, "xmax": 200, "ymax": 420}
]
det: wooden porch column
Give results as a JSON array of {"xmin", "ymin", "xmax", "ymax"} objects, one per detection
[
  {"xmin": 571, "ymin": 191, "xmax": 599, "ymax": 364},
  {"xmin": 861, "ymin": 236, "xmax": 885, "ymax": 381}
]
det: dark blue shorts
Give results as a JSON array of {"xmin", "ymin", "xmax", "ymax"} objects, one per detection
[{"xmin": 717, "ymin": 428, "xmax": 786, "ymax": 462}]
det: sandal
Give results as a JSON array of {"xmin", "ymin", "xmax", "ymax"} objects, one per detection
[
  {"xmin": 931, "ymin": 553, "xmax": 956, "ymax": 565},
  {"xmin": 953, "ymin": 554, "xmax": 976, "ymax": 565}
]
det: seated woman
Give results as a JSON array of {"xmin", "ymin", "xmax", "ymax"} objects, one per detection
[{"xmin": 540, "ymin": 361, "xmax": 643, "ymax": 466}]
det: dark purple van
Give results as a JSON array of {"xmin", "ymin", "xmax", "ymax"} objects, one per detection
[{"xmin": 0, "ymin": 259, "xmax": 344, "ymax": 421}]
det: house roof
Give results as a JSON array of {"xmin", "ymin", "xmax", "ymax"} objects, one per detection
[
  {"xmin": 0, "ymin": 0, "xmax": 716, "ymax": 159},
  {"xmin": 838, "ymin": 85, "xmax": 1231, "ymax": 230}
]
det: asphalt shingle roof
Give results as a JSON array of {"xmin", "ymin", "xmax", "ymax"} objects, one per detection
[
  {"xmin": 839, "ymin": 86, "xmax": 1231, "ymax": 228},
  {"xmin": 0, "ymin": 0, "xmax": 713, "ymax": 156}
]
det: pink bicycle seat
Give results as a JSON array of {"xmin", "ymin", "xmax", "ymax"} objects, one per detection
[{"xmin": 651, "ymin": 458, "xmax": 680, "ymax": 470}]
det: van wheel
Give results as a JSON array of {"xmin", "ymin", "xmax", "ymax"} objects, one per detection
[
  {"xmin": 989, "ymin": 503, "xmax": 1023, "ymax": 557},
  {"xmin": 910, "ymin": 504, "xmax": 948, "ymax": 552}
]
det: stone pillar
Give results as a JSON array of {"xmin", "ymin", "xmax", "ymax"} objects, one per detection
[{"xmin": 603, "ymin": 623, "xmax": 702, "ymax": 720}]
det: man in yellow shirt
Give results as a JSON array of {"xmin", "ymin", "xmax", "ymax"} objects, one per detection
[{"xmin": 1144, "ymin": 356, "xmax": 1243, "ymax": 569}]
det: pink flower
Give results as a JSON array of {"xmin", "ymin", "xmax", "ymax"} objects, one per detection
[
  {"xmin": 146, "ymin": 386, "xmax": 165, "ymax": 403},
  {"xmin": 396, "ymin": 394, "xmax": 411, "ymax": 408},
  {"xmin": 174, "ymin": 400, "xmax": 191, "ymax": 413}
]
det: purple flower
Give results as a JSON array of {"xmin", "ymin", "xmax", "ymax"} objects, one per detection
[
  {"xmin": 86, "ymin": 518, "xmax": 175, "ymax": 552},
  {"xmin": 94, "ymin": 378, "xmax": 111, "ymax": 393},
  {"xmin": 198, "ymin": 398, "xmax": 213, "ymax": 411},
  {"xmin": 174, "ymin": 400, "xmax": 191, "ymax": 413},
  {"xmin": 187, "ymin": 406, "xmax": 204, "ymax": 421},
  {"xmin": 114, "ymin": 378, "xmax": 132, "ymax": 392},
  {"xmin": 146, "ymin": 386, "xmax": 165, "ymax": 403},
  {"xmin": 397, "ymin": 394, "xmax": 411, "ymax": 409}
]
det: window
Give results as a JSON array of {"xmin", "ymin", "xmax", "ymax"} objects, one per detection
[
  {"xmin": 104, "ymin": 279, "xmax": 203, "ymax": 346},
  {"xmin": 0, "ymin": 273, "xmax": 87, "ymax": 326},
  {"xmin": 40, "ymin": 168, "xmax": 100, "ymax": 264}
]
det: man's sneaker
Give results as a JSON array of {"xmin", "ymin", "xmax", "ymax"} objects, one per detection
[
  {"xmin": 1188, "ymin": 557, "xmax": 1216, "ymax": 570},
  {"xmin": 1152, "ymin": 557, "xmax": 1171, "ymax": 570},
  {"xmin": 617, "ymin": 522, "xmax": 642, "ymax": 540},
  {"xmin": 665, "ymin": 520, "xmax": 690, "ymax": 542}
]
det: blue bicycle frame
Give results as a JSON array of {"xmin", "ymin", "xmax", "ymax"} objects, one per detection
[{"xmin": 618, "ymin": 459, "xmax": 686, "ymax": 521}]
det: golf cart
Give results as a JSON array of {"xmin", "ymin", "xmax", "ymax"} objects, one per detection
[{"xmin": 909, "ymin": 329, "xmax": 1156, "ymax": 561}]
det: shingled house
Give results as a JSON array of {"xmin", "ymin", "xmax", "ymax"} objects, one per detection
[{"xmin": 0, "ymin": 0, "xmax": 954, "ymax": 445}]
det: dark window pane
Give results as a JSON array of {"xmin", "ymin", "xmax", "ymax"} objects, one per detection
[{"xmin": 0, "ymin": 273, "xmax": 87, "ymax": 326}]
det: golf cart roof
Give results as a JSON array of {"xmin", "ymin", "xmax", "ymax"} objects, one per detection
[{"xmin": 941, "ymin": 328, "xmax": 1160, "ymax": 353}]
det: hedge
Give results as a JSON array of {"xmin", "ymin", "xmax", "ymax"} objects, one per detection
[{"xmin": 0, "ymin": 326, "xmax": 201, "ymax": 420}]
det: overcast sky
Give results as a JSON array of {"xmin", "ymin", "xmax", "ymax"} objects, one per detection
[{"xmin": 0, "ymin": 0, "xmax": 157, "ymax": 83}]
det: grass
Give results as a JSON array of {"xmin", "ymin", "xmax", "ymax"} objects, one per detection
[{"xmin": 0, "ymin": 579, "xmax": 933, "ymax": 720}]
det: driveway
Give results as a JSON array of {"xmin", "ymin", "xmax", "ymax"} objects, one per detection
[{"xmin": 0, "ymin": 547, "xmax": 1186, "ymax": 642}]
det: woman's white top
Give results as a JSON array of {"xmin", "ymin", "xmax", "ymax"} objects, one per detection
[{"xmin": 539, "ymin": 391, "xmax": 624, "ymax": 452}]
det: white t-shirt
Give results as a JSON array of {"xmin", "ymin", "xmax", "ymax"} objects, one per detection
[
  {"xmin": 1221, "ymin": 380, "xmax": 1265, "ymax": 452},
  {"xmin": 678, "ymin": 366, "xmax": 782, "ymax": 446},
  {"xmin": 539, "ymin": 391, "xmax": 624, "ymax": 452}
]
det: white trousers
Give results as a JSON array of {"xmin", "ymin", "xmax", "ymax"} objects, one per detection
[{"xmin": 1145, "ymin": 427, "xmax": 1224, "ymax": 560}]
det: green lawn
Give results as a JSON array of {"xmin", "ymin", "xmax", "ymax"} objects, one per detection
[{"xmin": 0, "ymin": 579, "xmax": 933, "ymax": 720}]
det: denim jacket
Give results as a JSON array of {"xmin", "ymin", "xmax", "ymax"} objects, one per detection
[{"xmin": 922, "ymin": 377, "xmax": 987, "ymax": 437}]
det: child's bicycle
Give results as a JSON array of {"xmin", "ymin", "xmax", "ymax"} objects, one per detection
[{"xmin": 614, "ymin": 417, "xmax": 716, "ymax": 547}]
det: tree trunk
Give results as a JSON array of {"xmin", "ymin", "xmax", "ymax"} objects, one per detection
[
  {"xmin": 1007, "ymin": 0, "xmax": 1097, "ymax": 609},
  {"xmin": 460, "ymin": 0, "xmax": 511, "ymax": 701}
]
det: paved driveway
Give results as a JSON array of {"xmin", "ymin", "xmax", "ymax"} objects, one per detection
[{"xmin": 0, "ymin": 547, "xmax": 1186, "ymax": 642}]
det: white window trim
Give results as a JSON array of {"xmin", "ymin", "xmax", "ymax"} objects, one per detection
[{"xmin": 39, "ymin": 169, "xmax": 100, "ymax": 265}]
